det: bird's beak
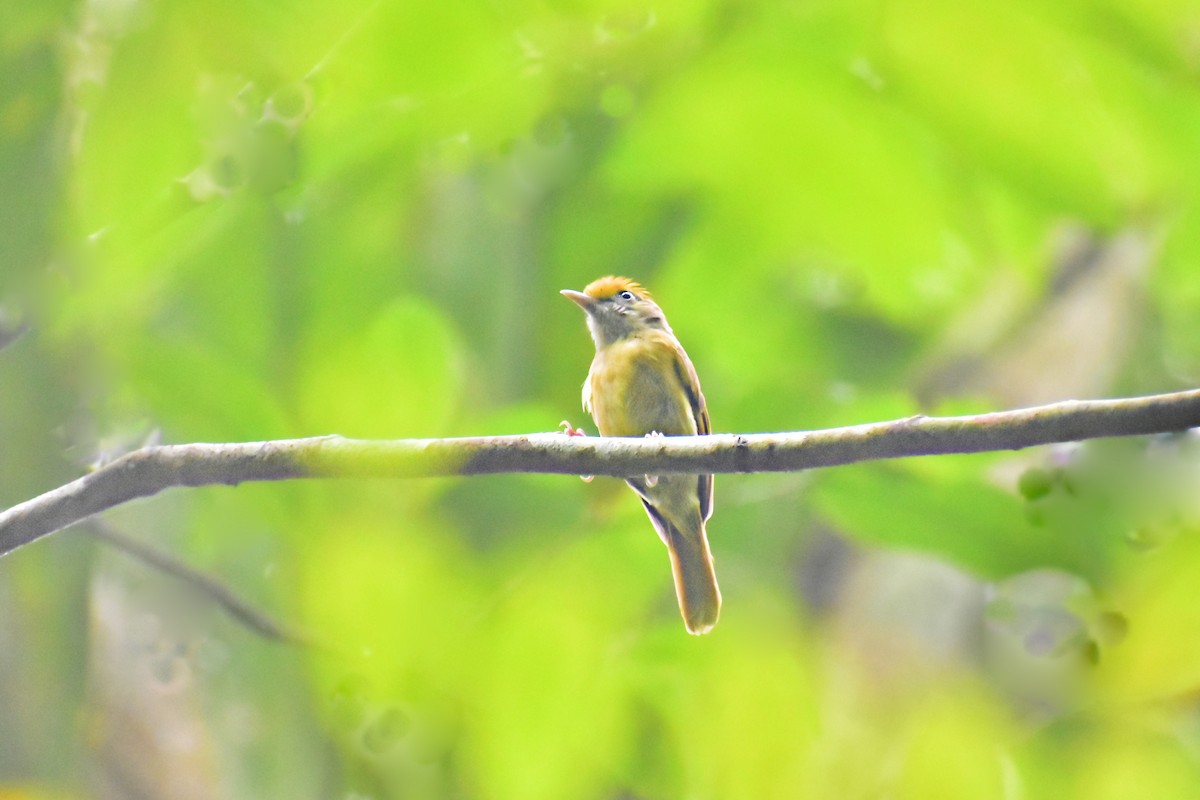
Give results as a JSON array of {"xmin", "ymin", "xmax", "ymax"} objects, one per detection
[{"xmin": 560, "ymin": 289, "xmax": 596, "ymax": 312}]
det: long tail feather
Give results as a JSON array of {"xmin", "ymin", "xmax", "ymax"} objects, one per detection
[
  {"xmin": 665, "ymin": 520, "xmax": 721, "ymax": 634},
  {"xmin": 639, "ymin": 496, "xmax": 722, "ymax": 634}
]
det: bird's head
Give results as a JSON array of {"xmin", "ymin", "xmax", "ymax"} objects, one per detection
[{"xmin": 561, "ymin": 276, "xmax": 672, "ymax": 348}]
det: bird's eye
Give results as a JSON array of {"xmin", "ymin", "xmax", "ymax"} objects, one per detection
[{"xmin": 618, "ymin": 290, "xmax": 635, "ymax": 301}]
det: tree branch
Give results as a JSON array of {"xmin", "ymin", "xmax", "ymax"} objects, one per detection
[
  {"xmin": 89, "ymin": 522, "xmax": 315, "ymax": 647},
  {"xmin": 2, "ymin": 389, "xmax": 1198, "ymax": 557}
]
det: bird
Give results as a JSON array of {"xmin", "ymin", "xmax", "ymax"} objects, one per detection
[{"xmin": 561, "ymin": 276, "xmax": 720, "ymax": 635}]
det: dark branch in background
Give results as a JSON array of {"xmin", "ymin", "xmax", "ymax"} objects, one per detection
[
  {"xmin": 89, "ymin": 522, "xmax": 314, "ymax": 647},
  {"xmin": 0, "ymin": 317, "xmax": 28, "ymax": 353},
  {"xmin": 2, "ymin": 389, "xmax": 1198, "ymax": 557}
]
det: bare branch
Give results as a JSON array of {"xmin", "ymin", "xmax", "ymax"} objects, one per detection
[
  {"xmin": 89, "ymin": 523, "xmax": 314, "ymax": 647},
  {"xmin": 0, "ymin": 318, "xmax": 28, "ymax": 353},
  {"xmin": 2, "ymin": 389, "xmax": 1198, "ymax": 557}
]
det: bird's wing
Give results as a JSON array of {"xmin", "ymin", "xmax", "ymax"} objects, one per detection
[{"xmin": 670, "ymin": 342, "xmax": 714, "ymax": 523}]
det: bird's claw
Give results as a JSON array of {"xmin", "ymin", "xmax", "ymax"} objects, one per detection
[
  {"xmin": 560, "ymin": 420, "xmax": 593, "ymax": 481},
  {"xmin": 644, "ymin": 430, "xmax": 663, "ymax": 487},
  {"xmin": 560, "ymin": 420, "xmax": 588, "ymax": 437}
]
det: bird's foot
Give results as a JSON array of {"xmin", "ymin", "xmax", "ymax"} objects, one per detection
[
  {"xmin": 644, "ymin": 430, "xmax": 664, "ymax": 487},
  {"xmin": 560, "ymin": 420, "xmax": 587, "ymax": 437},
  {"xmin": 560, "ymin": 420, "xmax": 594, "ymax": 482}
]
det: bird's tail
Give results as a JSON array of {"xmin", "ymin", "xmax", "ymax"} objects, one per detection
[{"xmin": 663, "ymin": 519, "xmax": 722, "ymax": 635}]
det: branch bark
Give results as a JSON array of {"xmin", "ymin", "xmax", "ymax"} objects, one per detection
[{"xmin": 2, "ymin": 389, "xmax": 1198, "ymax": 557}]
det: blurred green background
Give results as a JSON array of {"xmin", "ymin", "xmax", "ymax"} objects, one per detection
[{"xmin": 3, "ymin": 0, "xmax": 1200, "ymax": 797}]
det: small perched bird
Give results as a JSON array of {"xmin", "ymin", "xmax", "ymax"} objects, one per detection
[{"xmin": 562, "ymin": 276, "xmax": 720, "ymax": 635}]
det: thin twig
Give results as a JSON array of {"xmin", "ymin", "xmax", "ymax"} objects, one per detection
[
  {"xmin": 2, "ymin": 389, "xmax": 1198, "ymax": 557},
  {"xmin": 88, "ymin": 522, "xmax": 315, "ymax": 647},
  {"xmin": 0, "ymin": 319, "xmax": 28, "ymax": 353}
]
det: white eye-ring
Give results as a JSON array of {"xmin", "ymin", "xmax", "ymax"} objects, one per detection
[{"xmin": 618, "ymin": 290, "xmax": 635, "ymax": 301}]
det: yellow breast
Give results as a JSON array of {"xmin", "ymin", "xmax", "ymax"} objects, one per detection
[{"xmin": 584, "ymin": 334, "xmax": 697, "ymax": 438}]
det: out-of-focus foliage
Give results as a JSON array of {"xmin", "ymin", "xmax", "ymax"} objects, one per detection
[{"xmin": 2, "ymin": 0, "xmax": 1200, "ymax": 796}]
